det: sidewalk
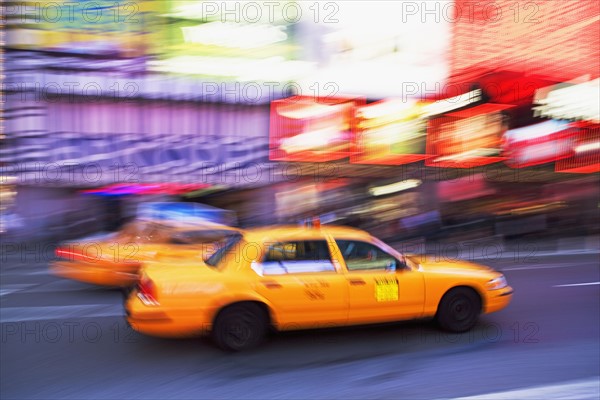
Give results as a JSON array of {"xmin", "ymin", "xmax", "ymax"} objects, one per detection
[{"xmin": 390, "ymin": 235, "xmax": 600, "ymax": 261}]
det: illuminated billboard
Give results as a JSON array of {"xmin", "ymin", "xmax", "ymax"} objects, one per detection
[
  {"xmin": 143, "ymin": 1, "xmax": 311, "ymax": 100},
  {"xmin": 269, "ymin": 95, "xmax": 365, "ymax": 162},
  {"xmin": 531, "ymin": 77, "xmax": 600, "ymax": 172},
  {"xmin": 425, "ymin": 103, "xmax": 515, "ymax": 168},
  {"xmin": 533, "ymin": 78, "xmax": 600, "ymax": 123},
  {"xmin": 502, "ymin": 120, "xmax": 577, "ymax": 168},
  {"xmin": 158, "ymin": 1, "xmax": 298, "ymax": 58},
  {"xmin": 351, "ymin": 99, "xmax": 431, "ymax": 165},
  {"xmin": 555, "ymin": 122, "xmax": 600, "ymax": 173},
  {"xmin": 146, "ymin": 1, "xmax": 311, "ymax": 83},
  {"xmin": 7, "ymin": 0, "xmax": 160, "ymax": 57}
]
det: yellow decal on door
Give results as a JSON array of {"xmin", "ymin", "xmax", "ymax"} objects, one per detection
[
  {"xmin": 304, "ymin": 283, "xmax": 325, "ymax": 300},
  {"xmin": 375, "ymin": 278, "xmax": 399, "ymax": 302}
]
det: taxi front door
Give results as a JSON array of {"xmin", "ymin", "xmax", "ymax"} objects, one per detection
[{"xmin": 333, "ymin": 239, "xmax": 425, "ymax": 324}]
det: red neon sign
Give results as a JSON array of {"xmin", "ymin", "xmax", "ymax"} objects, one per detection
[
  {"xmin": 502, "ymin": 120, "xmax": 578, "ymax": 168},
  {"xmin": 555, "ymin": 122, "xmax": 600, "ymax": 173},
  {"xmin": 269, "ymin": 95, "xmax": 366, "ymax": 162},
  {"xmin": 425, "ymin": 103, "xmax": 515, "ymax": 168}
]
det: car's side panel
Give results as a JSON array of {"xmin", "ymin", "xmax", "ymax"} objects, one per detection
[
  {"xmin": 238, "ymin": 237, "xmax": 349, "ymax": 329},
  {"xmin": 253, "ymin": 272, "xmax": 349, "ymax": 328},
  {"xmin": 328, "ymin": 235, "xmax": 426, "ymax": 324},
  {"xmin": 345, "ymin": 269, "xmax": 425, "ymax": 324}
]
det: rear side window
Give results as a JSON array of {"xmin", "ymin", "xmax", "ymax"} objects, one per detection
[
  {"xmin": 259, "ymin": 240, "xmax": 335, "ymax": 275},
  {"xmin": 205, "ymin": 234, "xmax": 242, "ymax": 268}
]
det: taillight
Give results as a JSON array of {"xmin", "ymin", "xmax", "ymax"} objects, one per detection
[
  {"xmin": 54, "ymin": 247, "xmax": 69, "ymax": 258},
  {"xmin": 55, "ymin": 247, "xmax": 74, "ymax": 260},
  {"xmin": 137, "ymin": 276, "xmax": 159, "ymax": 306},
  {"xmin": 55, "ymin": 246, "xmax": 99, "ymax": 263}
]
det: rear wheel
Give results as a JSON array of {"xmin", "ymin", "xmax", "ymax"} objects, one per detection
[
  {"xmin": 436, "ymin": 287, "xmax": 481, "ymax": 332},
  {"xmin": 212, "ymin": 304, "xmax": 268, "ymax": 351}
]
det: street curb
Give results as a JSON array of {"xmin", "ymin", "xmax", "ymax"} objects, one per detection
[{"xmin": 391, "ymin": 235, "xmax": 600, "ymax": 261}]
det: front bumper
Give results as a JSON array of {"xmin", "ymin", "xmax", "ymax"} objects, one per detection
[{"xmin": 484, "ymin": 286, "xmax": 514, "ymax": 313}]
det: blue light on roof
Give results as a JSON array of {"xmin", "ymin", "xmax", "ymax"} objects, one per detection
[{"xmin": 137, "ymin": 202, "xmax": 237, "ymax": 225}]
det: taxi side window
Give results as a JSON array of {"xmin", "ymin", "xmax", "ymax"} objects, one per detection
[
  {"xmin": 261, "ymin": 240, "xmax": 335, "ymax": 275},
  {"xmin": 336, "ymin": 240, "xmax": 398, "ymax": 271}
]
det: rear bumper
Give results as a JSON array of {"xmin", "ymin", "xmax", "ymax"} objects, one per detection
[
  {"xmin": 125, "ymin": 292, "xmax": 212, "ymax": 338},
  {"xmin": 51, "ymin": 261, "xmax": 139, "ymax": 287},
  {"xmin": 484, "ymin": 286, "xmax": 514, "ymax": 314}
]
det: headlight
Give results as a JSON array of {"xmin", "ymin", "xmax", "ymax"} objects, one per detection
[{"xmin": 486, "ymin": 275, "xmax": 508, "ymax": 290}]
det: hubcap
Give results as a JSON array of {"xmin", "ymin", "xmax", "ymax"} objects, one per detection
[
  {"xmin": 451, "ymin": 297, "xmax": 471, "ymax": 321},
  {"xmin": 226, "ymin": 323, "xmax": 250, "ymax": 346}
]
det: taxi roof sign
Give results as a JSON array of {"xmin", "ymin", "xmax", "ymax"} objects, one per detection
[{"xmin": 137, "ymin": 202, "xmax": 237, "ymax": 226}]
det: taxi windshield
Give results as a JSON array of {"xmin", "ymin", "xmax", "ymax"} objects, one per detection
[{"xmin": 372, "ymin": 237, "xmax": 405, "ymax": 260}]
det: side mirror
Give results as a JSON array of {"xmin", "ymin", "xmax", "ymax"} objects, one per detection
[{"xmin": 395, "ymin": 258, "xmax": 410, "ymax": 271}]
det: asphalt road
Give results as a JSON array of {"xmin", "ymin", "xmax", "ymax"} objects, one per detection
[{"xmin": 1, "ymin": 250, "xmax": 599, "ymax": 399}]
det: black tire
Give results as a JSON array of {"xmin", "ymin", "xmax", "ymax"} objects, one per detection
[
  {"xmin": 212, "ymin": 303, "xmax": 268, "ymax": 351},
  {"xmin": 436, "ymin": 287, "xmax": 481, "ymax": 333}
]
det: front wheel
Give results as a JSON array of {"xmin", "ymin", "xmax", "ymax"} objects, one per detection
[
  {"xmin": 436, "ymin": 288, "xmax": 481, "ymax": 332},
  {"xmin": 212, "ymin": 304, "xmax": 268, "ymax": 351}
]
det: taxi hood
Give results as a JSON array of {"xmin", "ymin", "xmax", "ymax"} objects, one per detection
[{"xmin": 405, "ymin": 254, "xmax": 496, "ymax": 275}]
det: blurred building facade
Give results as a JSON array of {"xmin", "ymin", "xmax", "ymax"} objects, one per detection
[{"xmin": 2, "ymin": 1, "xmax": 599, "ymax": 244}]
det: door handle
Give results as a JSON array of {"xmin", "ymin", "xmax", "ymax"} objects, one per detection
[
  {"xmin": 349, "ymin": 279, "xmax": 366, "ymax": 286},
  {"xmin": 261, "ymin": 281, "xmax": 282, "ymax": 289}
]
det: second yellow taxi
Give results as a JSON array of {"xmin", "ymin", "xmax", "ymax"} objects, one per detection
[{"xmin": 52, "ymin": 219, "xmax": 240, "ymax": 287}]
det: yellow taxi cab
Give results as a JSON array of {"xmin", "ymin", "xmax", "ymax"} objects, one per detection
[
  {"xmin": 125, "ymin": 224, "xmax": 513, "ymax": 351},
  {"xmin": 51, "ymin": 219, "xmax": 240, "ymax": 287}
]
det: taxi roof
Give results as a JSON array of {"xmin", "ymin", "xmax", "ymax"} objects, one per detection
[{"xmin": 243, "ymin": 225, "xmax": 372, "ymax": 242}]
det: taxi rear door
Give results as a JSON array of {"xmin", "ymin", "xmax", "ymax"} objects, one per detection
[{"xmin": 252, "ymin": 239, "xmax": 348, "ymax": 328}]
